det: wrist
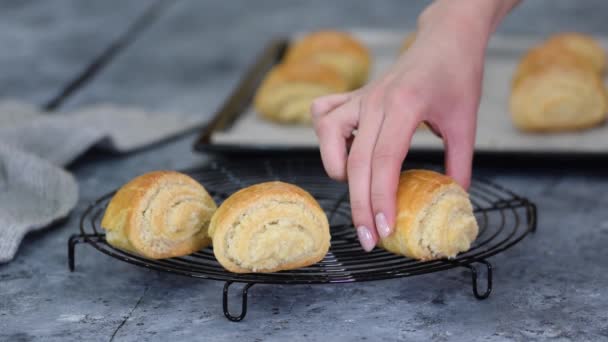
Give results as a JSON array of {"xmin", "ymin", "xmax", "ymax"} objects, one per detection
[{"xmin": 418, "ymin": 0, "xmax": 519, "ymax": 48}]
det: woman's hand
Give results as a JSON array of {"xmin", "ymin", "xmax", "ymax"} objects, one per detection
[{"xmin": 311, "ymin": 0, "xmax": 519, "ymax": 251}]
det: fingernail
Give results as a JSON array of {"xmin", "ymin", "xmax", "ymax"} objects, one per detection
[
  {"xmin": 375, "ymin": 213, "xmax": 392, "ymax": 238},
  {"xmin": 357, "ymin": 226, "xmax": 375, "ymax": 252}
]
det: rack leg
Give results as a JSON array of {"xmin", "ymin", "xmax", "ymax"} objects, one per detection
[
  {"xmin": 68, "ymin": 234, "xmax": 86, "ymax": 272},
  {"xmin": 528, "ymin": 202, "xmax": 538, "ymax": 233},
  {"xmin": 462, "ymin": 260, "xmax": 492, "ymax": 300},
  {"xmin": 223, "ymin": 281, "xmax": 255, "ymax": 322}
]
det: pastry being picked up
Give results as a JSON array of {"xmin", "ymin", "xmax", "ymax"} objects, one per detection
[
  {"xmin": 209, "ymin": 182, "xmax": 331, "ymax": 273},
  {"xmin": 101, "ymin": 171, "xmax": 217, "ymax": 259},
  {"xmin": 379, "ymin": 170, "xmax": 478, "ymax": 261}
]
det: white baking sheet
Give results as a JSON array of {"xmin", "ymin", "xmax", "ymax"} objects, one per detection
[{"xmin": 211, "ymin": 29, "xmax": 608, "ymax": 153}]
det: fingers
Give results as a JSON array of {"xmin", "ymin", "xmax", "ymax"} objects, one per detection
[
  {"xmin": 347, "ymin": 91, "xmax": 385, "ymax": 252},
  {"xmin": 443, "ymin": 116, "xmax": 476, "ymax": 190},
  {"xmin": 370, "ymin": 91, "xmax": 422, "ymax": 238},
  {"xmin": 311, "ymin": 92, "xmax": 354, "ymax": 119},
  {"xmin": 313, "ymin": 99, "xmax": 359, "ymax": 181}
]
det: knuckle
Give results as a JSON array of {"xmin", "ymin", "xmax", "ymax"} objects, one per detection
[
  {"xmin": 315, "ymin": 116, "xmax": 334, "ymax": 135},
  {"xmin": 349, "ymin": 198, "xmax": 370, "ymax": 222},
  {"xmin": 372, "ymin": 149, "xmax": 401, "ymax": 168},
  {"xmin": 346, "ymin": 154, "xmax": 368, "ymax": 174},
  {"xmin": 386, "ymin": 85, "xmax": 425, "ymax": 111},
  {"xmin": 310, "ymin": 98, "xmax": 324, "ymax": 116},
  {"xmin": 370, "ymin": 187, "xmax": 389, "ymax": 205}
]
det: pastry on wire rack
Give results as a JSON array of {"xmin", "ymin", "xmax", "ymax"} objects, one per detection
[
  {"xmin": 209, "ymin": 181, "xmax": 331, "ymax": 273},
  {"xmin": 101, "ymin": 171, "xmax": 217, "ymax": 259},
  {"xmin": 379, "ymin": 170, "xmax": 479, "ymax": 261}
]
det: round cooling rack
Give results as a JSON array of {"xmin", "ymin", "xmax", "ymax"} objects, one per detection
[{"xmin": 68, "ymin": 159, "xmax": 537, "ymax": 322}]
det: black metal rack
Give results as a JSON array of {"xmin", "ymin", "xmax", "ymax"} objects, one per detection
[{"xmin": 68, "ymin": 159, "xmax": 537, "ymax": 322}]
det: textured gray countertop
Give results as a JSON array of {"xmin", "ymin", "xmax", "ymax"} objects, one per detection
[{"xmin": 2, "ymin": 1, "xmax": 608, "ymax": 341}]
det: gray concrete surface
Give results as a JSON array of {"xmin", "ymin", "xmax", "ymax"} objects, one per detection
[{"xmin": 2, "ymin": 1, "xmax": 608, "ymax": 341}]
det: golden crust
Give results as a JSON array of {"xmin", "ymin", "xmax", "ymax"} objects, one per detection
[
  {"xmin": 209, "ymin": 181, "xmax": 330, "ymax": 273},
  {"xmin": 544, "ymin": 32, "xmax": 606, "ymax": 74},
  {"xmin": 259, "ymin": 62, "xmax": 348, "ymax": 91},
  {"xmin": 511, "ymin": 32, "xmax": 607, "ymax": 132},
  {"xmin": 510, "ymin": 66, "xmax": 607, "ymax": 132},
  {"xmin": 512, "ymin": 44, "xmax": 596, "ymax": 87},
  {"xmin": 101, "ymin": 171, "xmax": 217, "ymax": 259},
  {"xmin": 284, "ymin": 30, "xmax": 371, "ymax": 89},
  {"xmin": 378, "ymin": 170, "xmax": 478, "ymax": 261},
  {"xmin": 253, "ymin": 62, "xmax": 348, "ymax": 124}
]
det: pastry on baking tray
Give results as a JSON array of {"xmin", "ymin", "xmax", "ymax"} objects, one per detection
[
  {"xmin": 209, "ymin": 181, "xmax": 331, "ymax": 273},
  {"xmin": 284, "ymin": 30, "xmax": 371, "ymax": 89},
  {"xmin": 254, "ymin": 62, "xmax": 348, "ymax": 124},
  {"xmin": 544, "ymin": 32, "xmax": 606, "ymax": 74},
  {"xmin": 512, "ymin": 44, "xmax": 597, "ymax": 87},
  {"xmin": 378, "ymin": 170, "xmax": 478, "ymax": 261},
  {"xmin": 510, "ymin": 66, "xmax": 607, "ymax": 132},
  {"xmin": 511, "ymin": 32, "xmax": 607, "ymax": 132},
  {"xmin": 101, "ymin": 171, "xmax": 217, "ymax": 259}
]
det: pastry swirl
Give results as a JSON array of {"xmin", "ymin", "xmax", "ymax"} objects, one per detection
[
  {"xmin": 379, "ymin": 170, "xmax": 478, "ymax": 261},
  {"xmin": 101, "ymin": 171, "xmax": 217, "ymax": 259},
  {"xmin": 209, "ymin": 181, "xmax": 330, "ymax": 273}
]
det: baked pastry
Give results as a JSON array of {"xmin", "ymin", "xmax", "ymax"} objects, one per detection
[
  {"xmin": 378, "ymin": 170, "xmax": 478, "ymax": 261},
  {"xmin": 511, "ymin": 32, "xmax": 608, "ymax": 132},
  {"xmin": 209, "ymin": 181, "xmax": 331, "ymax": 273},
  {"xmin": 510, "ymin": 66, "xmax": 607, "ymax": 132},
  {"xmin": 512, "ymin": 44, "xmax": 597, "ymax": 87},
  {"xmin": 284, "ymin": 30, "xmax": 371, "ymax": 89},
  {"xmin": 254, "ymin": 62, "xmax": 348, "ymax": 124},
  {"xmin": 544, "ymin": 32, "xmax": 606, "ymax": 74},
  {"xmin": 101, "ymin": 171, "xmax": 217, "ymax": 259}
]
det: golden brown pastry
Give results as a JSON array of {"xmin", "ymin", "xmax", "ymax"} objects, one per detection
[
  {"xmin": 544, "ymin": 32, "xmax": 606, "ymax": 74},
  {"xmin": 254, "ymin": 62, "xmax": 348, "ymax": 124},
  {"xmin": 101, "ymin": 171, "xmax": 217, "ymax": 259},
  {"xmin": 284, "ymin": 30, "xmax": 371, "ymax": 89},
  {"xmin": 511, "ymin": 32, "xmax": 607, "ymax": 132},
  {"xmin": 209, "ymin": 181, "xmax": 331, "ymax": 273},
  {"xmin": 512, "ymin": 44, "xmax": 596, "ymax": 87},
  {"xmin": 378, "ymin": 170, "xmax": 478, "ymax": 261},
  {"xmin": 510, "ymin": 66, "xmax": 607, "ymax": 132}
]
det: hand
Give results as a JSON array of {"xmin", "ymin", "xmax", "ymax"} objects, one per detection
[{"xmin": 311, "ymin": 0, "xmax": 517, "ymax": 252}]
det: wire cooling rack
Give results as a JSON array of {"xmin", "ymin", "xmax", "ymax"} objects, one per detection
[{"xmin": 68, "ymin": 158, "xmax": 537, "ymax": 321}]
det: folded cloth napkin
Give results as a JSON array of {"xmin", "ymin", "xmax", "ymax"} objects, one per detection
[{"xmin": 0, "ymin": 99, "xmax": 204, "ymax": 263}]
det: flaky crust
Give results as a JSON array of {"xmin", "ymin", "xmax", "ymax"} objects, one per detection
[
  {"xmin": 284, "ymin": 30, "xmax": 371, "ymax": 89},
  {"xmin": 209, "ymin": 182, "xmax": 330, "ymax": 273},
  {"xmin": 378, "ymin": 170, "xmax": 478, "ymax": 261},
  {"xmin": 510, "ymin": 66, "xmax": 607, "ymax": 132},
  {"xmin": 101, "ymin": 171, "xmax": 217, "ymax": 259},
  {"xmin": 512, "ymin": 44, "xmax": 595, "ymax": 87},
  {"xmin": 544, "ymin": 32, "xmax": 606, "ymax": 74},
  {"xmin": 511, "ymin": 32, "xmax": 608, "ymax": 132},
  {"xmin": 253, "ymin": 62, "xmax": 348, "ymax": 124}
]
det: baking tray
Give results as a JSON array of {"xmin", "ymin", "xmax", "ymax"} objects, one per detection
[{"xmin": 193, "ymin": 29, "xmax": 608, "ymax": 164}]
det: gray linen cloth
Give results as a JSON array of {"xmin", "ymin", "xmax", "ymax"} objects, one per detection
[{"xmin": 0, "ymin": 100, "xmax": 204, "ymax": 263}]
